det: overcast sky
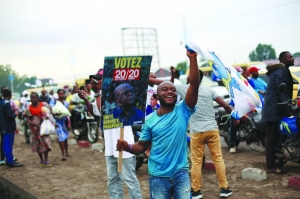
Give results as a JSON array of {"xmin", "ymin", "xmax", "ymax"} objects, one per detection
[{"xmin": 0, "ymin": 0, "xmax": 299, "ymax": 83}]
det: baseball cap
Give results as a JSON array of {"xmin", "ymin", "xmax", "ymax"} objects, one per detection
[
  {"xmin": 89, "ymin": 68, "xmax": 103, "ymax": 80},
  {"xmin": 248, "ymin": 66, "xmax": 260, "ymax": 74}
]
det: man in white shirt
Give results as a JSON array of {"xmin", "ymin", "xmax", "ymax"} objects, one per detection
[{"xmin": 79, "ymin": 68, "xmax": 142, "ymax": 199}]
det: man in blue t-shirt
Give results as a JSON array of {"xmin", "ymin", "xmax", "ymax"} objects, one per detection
[
  {"xmin": 117, "ymin": 49, "xmax": 200, "ymax": 199},
  {"xmin": 248, "ymin": 66, "xmax": 267, "ymax": 99}
]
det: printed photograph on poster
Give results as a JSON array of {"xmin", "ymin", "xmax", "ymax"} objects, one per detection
[{"xmin": 102, "ymin": 56, "xmax": 152, "ymax": 130}]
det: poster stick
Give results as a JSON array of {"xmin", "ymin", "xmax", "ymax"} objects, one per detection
[{"xmin": 118, "ymin": 127, "xmax": 125, "ymax": 172}]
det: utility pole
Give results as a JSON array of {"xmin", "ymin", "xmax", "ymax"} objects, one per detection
[
  {"xmin": 9, "ymin": 71, "xmax": 14, "ymax": 93},
  {"xmin": 174, "ymin": 13, "xmax": 189, "ymax": 72}
]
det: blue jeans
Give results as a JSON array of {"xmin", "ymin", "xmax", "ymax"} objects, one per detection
[
  {"xmin": 3, "ymin": 132, "xmax": 15, "ymax": 165},
  {"xmin": 149, "ymin": 169, "xmax": 191, "ymax": 199},
  {"xmin": 106, "ymin": 156, "xmax": 142, "ymax": 199}
]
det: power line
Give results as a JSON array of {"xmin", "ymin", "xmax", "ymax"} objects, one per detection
[
  {"xmin": 207, "ymin": 29, "xmax": 300, "ymax": 44},
  {"xmin": 189, "ymin": 0, "xmax": 300, "ymax": 25}
]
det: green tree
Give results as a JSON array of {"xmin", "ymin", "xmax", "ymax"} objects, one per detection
[
  {"xmin": 293, "ymin": 52, "xmax": 300, "ymax": 58},
  {"xmin": 176, "ymin": 61, "xmax": 187, "ymax": 74},
  {"xmin": 0, "ymin": 64, "xmax": 37, "ymax": 94},
  {"xmin": 249, "ymin": 44, "xmax": 276, "ymax": 61}
]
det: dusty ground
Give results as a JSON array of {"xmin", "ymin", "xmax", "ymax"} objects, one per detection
[{"xmin": 0, "ymin": 125, "xmax": 300, "ymax": 199}]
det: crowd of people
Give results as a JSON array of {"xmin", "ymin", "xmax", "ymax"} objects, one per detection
[
  {"xmin": 0, "ymin": 80, "xmax": 98, "ymax": 167},
  {"xmin": 0, "ymin": 50, "xmax": 296, "ymax": 198}
]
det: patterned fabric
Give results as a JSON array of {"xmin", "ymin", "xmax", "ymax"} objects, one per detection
[
  {"xmin": 24, "ymin": 102, "xmax": 53, "ymax": 153},
  {"xmin": 186, "ymin": 39, "xmax": 261, "ymax": 120}
]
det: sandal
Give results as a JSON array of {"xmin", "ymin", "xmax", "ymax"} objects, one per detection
[
  {"xmin": 44, "ymin": 162, "xmax": 52, "ymax": 167},
  {"xmin": 266, "ymin": 167, "xmax": 287, "ymax": 174},
  {"xmin": 61, "ymin": 157, "xmax": 66, "ymax": 161},
  {"xmin": 39, "ymin": 161, "xmax": 44, "ymax": 166}
]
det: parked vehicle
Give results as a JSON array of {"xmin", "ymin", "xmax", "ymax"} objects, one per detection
[{"xmin": 73, "ymin": 110, "xmax": 99, "ymax": 143}]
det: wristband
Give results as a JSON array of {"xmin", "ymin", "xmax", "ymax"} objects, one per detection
[
  {"xmin": 125, "ymin": 144, "xmax": 132, "ymax": 152},
  {"xmin": 94, "ymin": 92, "xmax": 101, "ymax": 97}
]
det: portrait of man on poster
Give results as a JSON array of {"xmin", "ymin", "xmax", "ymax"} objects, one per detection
[{"xmin": 113, "ymin": 83, "xmax": 144, "ymax": 126}]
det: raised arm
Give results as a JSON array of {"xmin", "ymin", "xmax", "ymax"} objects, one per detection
[
  {"xmin": 185, "ymin": 50, "xmax": 200, "ymax": 109},
  {"xmin": 149, "ymin": 66, "xmax": 176, "ymax": 85},
  {"xmin": 170, "ymin": 66, "xmax": 175, "ymax": 83},
  {"xmin": 149, "ymin": 77, "xmax": 164, "ymax": 86}
]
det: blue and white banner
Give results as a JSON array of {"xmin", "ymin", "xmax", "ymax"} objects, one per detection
[{"xmin": 186, "ymin": 39, "xmax": 262, "ymax": 119}]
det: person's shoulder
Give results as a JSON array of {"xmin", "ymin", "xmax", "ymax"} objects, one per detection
[
  {"xmin": 200, "ymin": 85, "xmax": 213, "ymax": 93},
  {"xmin": 174, "ymin": 79, "xmax": 182, "ymax": 85},
  {"xmin": 144, "ymin": 111, "xmax": 158, "ymax": 125},
  {"xmin": 176, "ymin": 83, "xmax": 188, "ymax": 90},
  {"xmin": 3, "ymin": 100, "xmax": 10, "ymax": 105},
  {"xmin": 176, "ymin": 100, "xmax": 189, "ymax": 109},
  {"xmin": 41, "ymin": 102, "xmax": 49, "ymax": 106},
  {"xmin": 133, "ymin": 107, "xmax": 145, "ymax": 116}
]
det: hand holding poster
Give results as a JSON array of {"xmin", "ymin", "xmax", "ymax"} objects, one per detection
[{"xmin": 102, "ymin": 56, "xmax": 152, "ymax": 129}]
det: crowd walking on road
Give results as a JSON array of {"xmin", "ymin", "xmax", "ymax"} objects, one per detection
[{"xmin": 0, "ymin": 49, "xmax": 297, "ymax": 199}]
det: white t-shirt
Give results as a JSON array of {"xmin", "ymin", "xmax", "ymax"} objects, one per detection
[
  {"xmin": 147, "ymin": 85, "xmax": 158, "ymax": 106},
  {"xmin": 174, "ymin": 78, "xmax": 182, "ymax": 86},
  {"xmin": 91, "ymin": 99, "xmax": 135, "ymax": 158},
  {"xmin": 19, "ymin": 96, "xmax": 29, "ymax": 111},
  {"xmin": 174, "ymin": 78, "xmax": 182, "ymax": 103},
  {"xmin": 104, "ymin": 126, "xmax": 135, "ymax": 158}
]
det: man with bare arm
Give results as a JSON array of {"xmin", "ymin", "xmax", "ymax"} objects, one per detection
[{"xmin": 116, "ymin": 48, "xmax": 200, "ymax": 199}]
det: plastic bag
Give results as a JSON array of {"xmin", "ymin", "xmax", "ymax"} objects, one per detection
[
  {"xmin": 52, "ymin": 101, "xmax": 71, "ymax": 119},
  {"xmin": 40, "ymin": 119, "xmax": 56, "ymax": 136}
]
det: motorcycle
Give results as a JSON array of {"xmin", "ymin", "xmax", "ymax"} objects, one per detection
[
  {"xmin": 218, "ymin": 107, "xmax": 266, "ymax": 150},
  {"xmin": 275, "ymin": 83, "xmax": 300, "ymax": 166},
  {"xmin": 73, "ymin": 109, "xmax": 100, "ymax": 143}
]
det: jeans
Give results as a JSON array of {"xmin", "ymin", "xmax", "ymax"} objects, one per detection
[
  {"xmin": 3, "ymin": 132, "xmax": 15, "ymax": 164},
  {"xmin": 0, "ymin": 133, "xmax": 4, "ymax": 161},
  {"xmin": 149, "ymin": 169, "xmax": 191, "ymax": 199},
  {"xmin": 190, "ymin": 130, "xmax": 228, "ymax": 191},
  {"xmin": 106, "ymin": 156, "xmax": 142, "ymax": 199}
]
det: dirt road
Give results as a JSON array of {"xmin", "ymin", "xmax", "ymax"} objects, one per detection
[{"xmin": 0, "ymin": 130, "xmax": 299, "ymax": 199}]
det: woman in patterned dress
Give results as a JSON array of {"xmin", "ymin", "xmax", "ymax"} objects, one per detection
[{"xmin": 24, "ymin": 92, "xmax": 54, "ymax": 167}]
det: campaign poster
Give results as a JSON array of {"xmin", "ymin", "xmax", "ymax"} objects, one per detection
[{"xmin": 102, "ymin": 56, "xmax": 152, "ymax": 130}]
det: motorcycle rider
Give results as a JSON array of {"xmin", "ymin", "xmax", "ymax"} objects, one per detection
[
  {"xmin": 230, "ymin": 67, "xmax": 266, "ymax": 154},
  {"xmin": 262, "ymin": 51, "xmax": 294, "ymax": 174},
  {"xmin": 19, "ymin": 91, "xmax": 30, "ymax": 113},
  {"xmin": 70, "ymin": 86, "xmax": 86, "ymax": 136},
  {"xmin": 39, "ymin": 90, "xmax": 52, "ymax": 104},
  {"xmin": 248, "ymin": 66, "xmax": 267, "ymax": 99}
]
